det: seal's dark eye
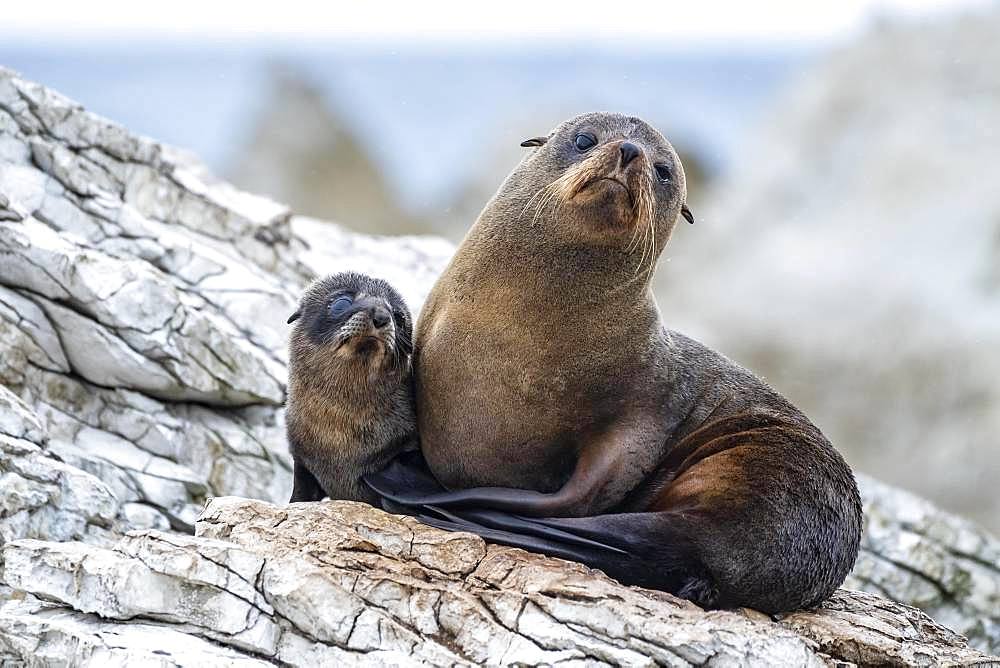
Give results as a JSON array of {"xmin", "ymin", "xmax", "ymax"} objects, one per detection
[
  {"xmin": 574, "ymin": 133, "xmax": 597, "ymax": 152},
  {"xmin": 654, "ymin": 164, "xmax": 671, "ymax": 182},
  {"xmin": 330, "ymin": 296, "xmax": 353, "ymax": 317}
]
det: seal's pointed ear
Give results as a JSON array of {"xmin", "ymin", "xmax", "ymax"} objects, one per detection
[
  {"xmin": 520, "ymin": 137, "xmax": 547, "ymax": 148},
  {"xmin": 681, "ymin": 204, "xmax": 695, "ymax": 225},
  {"xmin": 286, "ymin": 310, "xmax": 301, "ymax": 325}
]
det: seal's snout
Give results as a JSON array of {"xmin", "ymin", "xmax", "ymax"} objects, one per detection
[{"xmin": 619, "ymin": 141, "xmax": 641, "ymax": 168}]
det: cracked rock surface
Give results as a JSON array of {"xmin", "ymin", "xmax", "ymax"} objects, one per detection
[
  {"xmin": 1, "ymin": 498, "xmax": 995, "ymax": 666},
  {"xmin": 0, "ymin": 66, "xmax": 450, "ymax": 538},
  {"xmin": 0, "ymin": 68, "xmax": 998, "ymax": 663}
]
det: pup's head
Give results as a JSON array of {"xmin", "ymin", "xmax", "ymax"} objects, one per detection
[
  {"xmin": 287, "ymin": 272, "xmax": 413, "ymax": 381},
  {"xmin": 497, "ymin": 112, "xmax": 693, "ymax": 276}
]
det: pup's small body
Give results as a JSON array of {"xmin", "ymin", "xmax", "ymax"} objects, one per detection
[{"xmin": 285, "ymin": 272, "xmax": 415, "ymax": 504}]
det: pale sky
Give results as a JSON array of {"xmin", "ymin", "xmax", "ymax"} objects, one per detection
[{"xmin": 2, "ymin": 0, "xmax": 992, "ymax": 43}]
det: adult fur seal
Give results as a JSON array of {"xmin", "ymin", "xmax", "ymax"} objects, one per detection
[
  {"xmin": 366, "ymin": 112, "xmax": 863, "ymax": 613},
  {"xmin": 286, "ymin": 272, "xmax": 415, "ymax": 504}
]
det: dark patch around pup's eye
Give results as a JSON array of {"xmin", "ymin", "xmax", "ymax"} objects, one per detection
[
  {"xmin": 574, "ymin": 133, "xmax": 597, "ymax": 151},
  {"xmin": 330, "ymin": 296, "xmax": 353, "ymax": 317}
]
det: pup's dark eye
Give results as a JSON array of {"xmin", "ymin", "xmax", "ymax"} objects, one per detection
[
  {"xmin": 574, "ymin": 133, "xmax": 597, "ymax": 152},
  {"xmin": 654, "ymin": 164, "xmax": 671, "ymax": 182},
  {"xmin": 330, "ymin": 296, "xmax": 353, "ymax": 316}
]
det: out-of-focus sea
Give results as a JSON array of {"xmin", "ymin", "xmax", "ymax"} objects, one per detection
[{"xmin": 0, "ymin": 42, "xmax": 810, "ymax": 211}]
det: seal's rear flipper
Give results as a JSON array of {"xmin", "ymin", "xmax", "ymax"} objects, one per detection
[
  {"xmin": 364, "ymin": 451, "xmax": 713, "ymax": 602},
  {"xmin": 364, "ymin": 449, "xmax": 444, "ymax": 498},
  {"xmin": 395, "ymin": 500, "xmax": 709, "ymax": 602},
  {"xmin": 423, "ymin": 505, "xmax": 627, "ymax": 555},
  {"xmin": 413, "ymin": 510, "xmax": 625, "ymax": 567},
  {"xmin": 377, "ymin": 496, "xmax": 610, "ymax": 562}
]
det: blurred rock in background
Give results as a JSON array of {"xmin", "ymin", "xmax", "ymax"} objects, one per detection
[
  {"xmin": 228, "ymin": 65, "xmax": 431, "ymax": 236},
  {"xmin": 220, "ymin": 53, "xmax": 725, "ymax": 238},
  {"xmin": 657, "ymin": 9, "xmax": 1000, "ymax": 532}
]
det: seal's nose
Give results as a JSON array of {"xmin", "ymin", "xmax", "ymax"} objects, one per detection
[
  {"xmin": 620, "ymin": 142, "xmax": 641, "ymax": 167},
  {"xmin": 371, "ymin": 306, "xmax": 391, "ymax": 329}
]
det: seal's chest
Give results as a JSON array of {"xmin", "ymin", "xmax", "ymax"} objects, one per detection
[{"xmin": 503, "ymin": 347, "xmax": 625, "ymax": 405}]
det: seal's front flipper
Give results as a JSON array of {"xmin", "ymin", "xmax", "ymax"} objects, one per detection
[
  {"xmin": 363, "ymin": 449, "xmax": 446, "ymax": 498},
  {"xmin": 364, "ymin": 452, "xmax": 560, "ymax": 513},
  {"xmin": 365, "ymin": 421, "xmax": 650, "ymax": 517}
]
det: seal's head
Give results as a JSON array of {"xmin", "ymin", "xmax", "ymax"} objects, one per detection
[
  {"xmin": 496, "ymin": 112, "xmax": 693, "ymax": 275},
  {"xmin": 287, "ymin": 272, "xmax": 413, "ymax": 384}
]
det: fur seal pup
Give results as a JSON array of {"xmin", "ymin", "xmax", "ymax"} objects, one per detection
[
  {"xmin": 286, "ymin": 272, "xmax": 415, "ymax": 504},
  {"xmin": 366, "ymin": 112, "xmax": 863, "ymax": 613}
]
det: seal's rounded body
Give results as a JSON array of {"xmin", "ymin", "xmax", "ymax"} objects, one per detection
[
  {"xmin": 409, "ymin": 112, "xmax": 862, "ymax": 612},
  {"xmin": 285, "ymin": 272, "xmax": 415, "ymax": 505}
]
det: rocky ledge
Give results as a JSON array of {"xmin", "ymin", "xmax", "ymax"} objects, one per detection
[
  {"xmin": 0, "ymin": 68, "xmax": 997, "ymax": 664},
  {"xmin": 0, "ymin": 497, "xmax": 995, "ymax": 666}
]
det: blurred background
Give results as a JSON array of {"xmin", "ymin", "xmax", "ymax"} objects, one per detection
[{"xmin": 2, "ymin": 0, "xmax": 998, "ymax": 531}]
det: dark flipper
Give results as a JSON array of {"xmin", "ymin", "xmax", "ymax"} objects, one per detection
[
  {"xmin": 421, "ymin": 505, "xmax": 627, "ymax": 555},
  {"xmin": 364, "ymin": 450, "xmax": 561, "ymax": 513},
  {"xmin": 362, "ymin": 450, "xmax": 445, "ymax": 499},
  {"xmin": 379, "ymin": 495, "xmax": 628, "ymax": 565},
  {"xmin": 408, "ymin": 501, "xmax": 710, "ymax": 602},
  {"xmin": 365, "ymin": 452, "xmax": 712, "ymax": 603},
  {"xmin": 414, "ymin": 510, "xmax": 626, "ymax": 566},
  {"xmin": 290, "ymin": 458, "xmax": 326, "ymax": 502},
  {"xmin": 366, "ymin": 453, "xmax": 625, "ymax": 557}
]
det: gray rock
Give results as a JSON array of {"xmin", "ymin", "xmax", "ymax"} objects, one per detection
[
  {"xmin": 0, "ymin": 498, "xmax": 993, "ymax": 666},
  {"xmin": 0, "ymin": 396, "xmax": 119, "ymax": 547},
  {"xmin": 0, "ymin": 384, "xmax": 44, "ymax": 444},
  {"xmin": 0, "ymin": 68, "xmax": 442, "ymax": 549},
  {"xmin": 851, "ymin": 474, "xmax": 1000, "ymax": 653},
  {"xmin": 0, "ymin": 597, "xmax": 273, "ymax": 666}
]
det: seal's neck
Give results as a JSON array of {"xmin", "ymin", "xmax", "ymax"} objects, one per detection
[{"xmin": 455, "ymin": 216, "xmax": 658, "ymax": 308}]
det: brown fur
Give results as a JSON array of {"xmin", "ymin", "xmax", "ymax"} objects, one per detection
[
  {"xmin": 417, "ymin": 112, "xmax": 687, "ymax": 501},
  {"xmin": 408, "ymin": 112, "xmax": 863, "ymax": 612},
  {"xmin": 286, "ymin": 273, "xmax": 416, "ymax": 504}
]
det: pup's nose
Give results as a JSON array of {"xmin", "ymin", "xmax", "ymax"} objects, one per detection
[
  {"xmin": 371, "ymin": 306, "xmax": 391, "ymax": 329},
  {"xmin": 620, "ymin": 141, "xmax": 641, "ymax": 167}
]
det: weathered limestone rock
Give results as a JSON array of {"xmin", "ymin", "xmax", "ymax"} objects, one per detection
[
  {"xmin": 850, "ymin": 474, "xmax": 1000, "ymax": 653},
  {"xmin": 0, "ymin": 66, "xmax": 997, "ymax": 661},
  {"xmin": 0, "ymin": 498, "xmax": 994, "ymax": 666},
  {"xmin": 0, "ymin": 65, "xmax": 449, "ymax": 544},
  {"xmin": 0, "ymin": 385, "xmax": 118, "ymax": 547},
  {"xmin": 0, "ymin": 597, "xmax": 272, "ymax": 667}
]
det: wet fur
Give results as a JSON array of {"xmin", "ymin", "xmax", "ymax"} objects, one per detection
[
  {"xmin": 286, "ymin": 272, "xmax": 416, "ymax": 504},
  {"xmin": 390, "ymin": 111, "xmax": 863, "ymax": 613}
]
